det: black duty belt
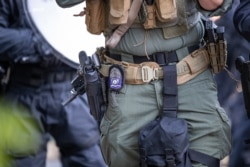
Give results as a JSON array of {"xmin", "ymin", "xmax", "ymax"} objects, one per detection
[
  {"xmin": 108, "ymin": 44, "xmax": 200, "ymax": 65},
  {"xmin": 10, "ymin": 64, "xmax": 76, "ymax": 88}
]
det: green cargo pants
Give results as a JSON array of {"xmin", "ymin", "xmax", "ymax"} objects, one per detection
[
  {"xmin": 100, "ymin": 70, "xmax": 231, "ymax": 167},
  {"xmin": 100, "ymin": 21, "xmax": 231, "ymax": 167}
]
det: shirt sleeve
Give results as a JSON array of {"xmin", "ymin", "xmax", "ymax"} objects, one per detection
[
  {"xmin": 233, "ymin": 0, "xmax": 250, "ymax": 42},
  {"xmin": 0, "ymin": 0, "xmax": 37, "ymax": 60},
  {"xmin": 196, "ymin": 0, "xmax": 233, "ymax": 18}
]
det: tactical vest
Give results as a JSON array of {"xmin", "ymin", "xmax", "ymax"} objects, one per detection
[{"xmin": 84, "ymin": 0, "xmax": 200, "ymax": 48}]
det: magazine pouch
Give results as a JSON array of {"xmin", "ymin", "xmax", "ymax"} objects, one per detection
[
  {"xmin": 155, "ymin": 0, "xmax": 178, "ymax": 23},
  {"xmin": 109, "ymin": 0, "xmax": 131, "ymax": 25},
  {"xmin": 85, "ymin": 0, "xmax": 106, "ymax": 34},
  {"xmin": 138, "ymin": 64, "xmax": 220, "ymax": 167}
]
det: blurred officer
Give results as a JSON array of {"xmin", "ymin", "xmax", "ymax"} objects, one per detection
[
  {"xmin": 0, "ymin": 0, "xmax": 106, "ymax": 167},
  {"xmin": 234, "ymin": 0, "xmax": 250, "ymax": 42}
]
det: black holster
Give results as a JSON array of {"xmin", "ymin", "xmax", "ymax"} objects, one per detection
[{"xmin": 235, "ymin": 56, "xmax": 250, "ymax": 119}]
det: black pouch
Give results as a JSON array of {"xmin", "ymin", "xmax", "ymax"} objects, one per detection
[
  {"xmin": 138, "ymin": 65, "xmax": 219, "ymax": 167},
  {"xmin": 139, "ymin": 116, "xmax": 192, "ymax": 167},
  {"xmin": 138, "ymin": 65, "xmax": 191, "ymax": 167}
]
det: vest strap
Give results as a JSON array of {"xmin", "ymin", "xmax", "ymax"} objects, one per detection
[{"xmin": 106, "ymin": 0, "xmax": 143, "ymax": 48}]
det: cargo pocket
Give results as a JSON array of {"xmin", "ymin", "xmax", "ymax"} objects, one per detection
[{"xmin": 216, "ymin": 107, "xmax": 231, "ymax": 158}]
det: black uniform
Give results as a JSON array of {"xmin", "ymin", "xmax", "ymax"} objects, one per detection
[
  {"xmin": 0, "ymin": 0, "xmax": 106, "ymax": 166},
  {"xmin": 233, "ymin": 0, "xmax": 250, "ymax": 42}
]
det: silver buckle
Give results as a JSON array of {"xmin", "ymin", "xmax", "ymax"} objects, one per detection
[{"xmin": 141, "ymin": 66, "xmax": 158, "ymax": 83}]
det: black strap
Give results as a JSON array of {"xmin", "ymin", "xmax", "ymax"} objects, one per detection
[
  {"xmin": 109, "ymin": 50, "xmax": 178, "ymax": 65},
  {"xmin": 189, "ymin": 149, "xmax": 220, "ymax": 167},
  {"xmin": 166, "ymin": 149, "xmax": 176, "ymax": 167},
  {"xmin": 162, "ymin": 65, "xmax": 178, "ymax": 117},
  {"xmin": 108, "ymin": 44, "xmax": 200, "ymax": 65},
  {"xmin": 162, "ymin": 65, "xmax": 220, "ymax": 167}
]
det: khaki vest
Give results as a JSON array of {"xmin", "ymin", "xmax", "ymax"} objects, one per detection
[{"xmin": 84, "ymin": 0, "xmax": 200, "ymax": 46}]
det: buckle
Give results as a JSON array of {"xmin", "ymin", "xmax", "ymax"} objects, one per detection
[
  {"xmin": 141, "ymin": 66, "xmax": 159, "ymax": 83},
  {"xmin": 165, "ymin": 149, "xmax": 176, "ymax": 167}
]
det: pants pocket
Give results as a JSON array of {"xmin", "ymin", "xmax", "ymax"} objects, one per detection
[{"xmin": 216, "ymin": 107, "xmax": 232, "ymax": 159}]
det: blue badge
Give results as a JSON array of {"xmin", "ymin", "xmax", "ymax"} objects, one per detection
[{"xmin": 108, "ymin": 64, "xmax": 124, "ymax": 91}]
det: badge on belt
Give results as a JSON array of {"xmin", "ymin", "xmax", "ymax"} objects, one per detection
[{"xmin": 108, "ymin": 64, "xmax": 124, "ymax": 91}]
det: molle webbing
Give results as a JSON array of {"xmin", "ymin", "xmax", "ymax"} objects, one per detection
[
  {"xmin": 109, "ymin": 0, "xmax": 131, "ymax": 25},
  {"xmin": 106, "ymin": 0, "xmax": 143, "ymax": 48},
  {"xmin": 155, "ymin": 0, "xmax": 178, "ymax": 23},
  {"xmin": 162, "ymin": 0, "xmax": 188, "ymax": 39},
  {"xmin": 105, "ymin": 0, "xmax": 199, "ymax": 47},
  {"xmin": 131, "ymin": 0, "xmax": 200, "ymax": 39}
]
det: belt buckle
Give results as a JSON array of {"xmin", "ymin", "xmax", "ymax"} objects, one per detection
[{"xmin": 141, "ymin": 66, "xmax": 158, "ymax": 83}]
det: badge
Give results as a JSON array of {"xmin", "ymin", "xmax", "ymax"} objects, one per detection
[{"xmin": 108, "ymin": 64, "xmax": 124, "ymax": 91}]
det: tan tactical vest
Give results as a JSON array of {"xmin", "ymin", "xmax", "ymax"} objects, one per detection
[{"xmin": 84, "ymin": 0, "xmax": 200, "ymax": 47}]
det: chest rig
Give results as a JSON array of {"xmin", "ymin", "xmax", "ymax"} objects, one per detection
[{"xmin": 82, "ymin": 0, "xmax": 199, "ymax": 48}]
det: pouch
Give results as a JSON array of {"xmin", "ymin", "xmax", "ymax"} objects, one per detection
[
  {"xmin": 155, "ymin": 0, "xmax": 178, "ymax": 23},
  {"xmin": 207, "ymin": 40, "xmax": 227, "ymax": 74},
  {"xmin": 143, "ymin": 2, "xmax": 156, "ymax": 29},
  {"xmin": 109, "ymin": 0, "xmax": 131, "ymax": 25},
  {"xmin": 138, "ymin": 116, "xmax": 192, "ymax": 167},
  {"xmin": 85, "ymin": 0, "xmax": 106, "ymax": 35}
]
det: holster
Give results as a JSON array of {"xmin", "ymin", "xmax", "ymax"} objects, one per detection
[{"xmin": 235, "ymin": 56, "xmax": 250, "ymax": 119}]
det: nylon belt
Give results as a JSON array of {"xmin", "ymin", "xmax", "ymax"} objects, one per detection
[{"xmin": 108, "ymin": 44, "xmax": 200, "ymax": 65}]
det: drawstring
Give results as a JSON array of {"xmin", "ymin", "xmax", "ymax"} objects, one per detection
[
  {"xmin": 224, "ymin": 66, "xmax": 241, "ymax": 92},
  {"xmin": 133, "ymin": 30, "xmax": 150, "ymax": 60}
]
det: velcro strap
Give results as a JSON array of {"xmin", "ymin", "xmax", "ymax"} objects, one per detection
[
  {"xmin": 162, "ymin": 65, "xmax": 178, "ymax": 117},
  {"xmin": 99, "ymin": 47, "xmax": 210, "ymax": 85}
]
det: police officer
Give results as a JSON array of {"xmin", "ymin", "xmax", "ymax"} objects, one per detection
[
  {"xmin": 0, "ymin": 0, "xmax": 106, "ymax": 167},
  {"xmin": 233, "ymin": 1, "xmax": 250, "ymax": 166},
  {"xmin": 234, "ymin": 0, "xmax": 250, "ymax": 42},
  {"xmin": 56, "ymin": 0, "xmax": 232, "ymax": 167}
]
